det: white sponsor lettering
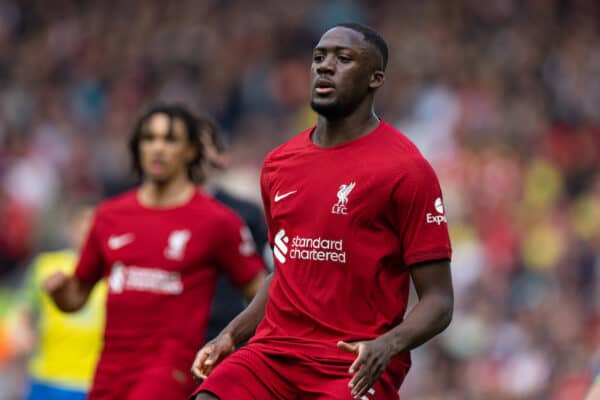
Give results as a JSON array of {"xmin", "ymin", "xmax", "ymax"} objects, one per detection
[
  {"xmin": 426, "ymin": 197, "xmax": 447, "ymax": 225},
  {"xmin": 426, "ymin": 213, "xmax": 448, "ymax": 225},
  {"xmin": 108, "ymin": 262, "xmax": 183, "ymax": 295},
  {"xmin": 273, "ymin": 229, "xmax": 346, "ymax": 264}
]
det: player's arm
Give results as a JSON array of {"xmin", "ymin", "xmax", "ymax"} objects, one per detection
[
  {"xmin": 44, "ymin": 206, "xmax": 104, "ymax": 313},
  {"xmin": 339, "ymin": 259, "xmax": 453, "ymax": 397},
  {"xmin": 384, "ymin": 259, "xmax": 453, "ymax": 350},
  {"xmin": 43, "ymin": 272, "xmax": 95, "ymax": 312},
  {"xmin": 191, "ymin": 272, "xmax": 272, "ymax": 380},
  {"xmin": 224, "ymin": 271, "xmax": 271, "ymax": 343}
]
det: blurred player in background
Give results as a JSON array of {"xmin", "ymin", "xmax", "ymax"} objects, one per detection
[
  {"xmin": 191, "ymin": 23, "xmax": 454, "ymax": 400},
  {"xmin": 197, "ymin": 116, "xmax": 270, "ymax": 341},
  {"xmin": 44, "ymin": 104, "xmax": 266, "ymax": 400},
  {"xmin": 11, "ymin": 201, "xmax": 105, "ymax": 400}
]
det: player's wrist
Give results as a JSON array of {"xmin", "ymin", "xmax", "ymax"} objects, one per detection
[
  {"xmin": 219, "ymin": 328, "xmax": 242, "ymax": 349},
  {"xmin": 377, "ymin": 331, "xmax": 408, "ymax": 356}
]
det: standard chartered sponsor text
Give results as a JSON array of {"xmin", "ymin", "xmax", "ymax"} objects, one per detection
[
  {"xmin": 109, "ymin": 262, "xmax": 183, "ymax": 294},
  {"xmin": 290, "ymin": 235, "xmax": 346, "ymax": 263}
]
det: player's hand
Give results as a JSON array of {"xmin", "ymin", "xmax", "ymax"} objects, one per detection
[
  {"xmin": 43, "ymin": 271, "xmax": 70, "ymax": 294},
  {"xmin": 191, "ymin": 332, "xmax": 235, "ymax": 381},
  {"xmin": 337, "ymin": 338, "xmax": 392, "ymax": 399}
]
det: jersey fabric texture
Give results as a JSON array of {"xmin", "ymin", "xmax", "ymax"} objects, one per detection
[
  {"xmin": 251, "ymin": 120, "xmax": 452, "ymax": 390},
  {"xmin": 18, "ymin": 249, "xmax": 106, "ymax": 394},
  {"xmin": 76, "ymin": 189, "xmax": 264, "ymax": 399}
]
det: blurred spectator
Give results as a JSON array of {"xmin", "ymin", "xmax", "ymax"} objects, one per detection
[{"xmin": 9, "ymin": 200, "xmax": 105, "ymax": 400}]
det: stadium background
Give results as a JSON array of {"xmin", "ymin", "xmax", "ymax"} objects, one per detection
[{"xmin": 0, "ymin": 0, "xmax": 598, "ymax": 398}]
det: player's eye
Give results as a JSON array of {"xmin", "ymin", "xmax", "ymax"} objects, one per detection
[
  {"xmin": 313, "ymin": 53, "xmax": 325, "ymax": 63},
  {"xmin": 140, "ymin": 132, "xmax": 154, "ymax": 141},
  {"xmin": 338, "ymin": 55, "xmax": 352, "ymax": 63}
]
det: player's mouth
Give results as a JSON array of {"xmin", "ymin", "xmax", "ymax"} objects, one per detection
[
  {"xmin": 149, "ymin": 160, "xmax": 166, "ymax": 173},
  {"xmin": 314, "ymin": 79, "xmax": 335, "ymax": 95}
]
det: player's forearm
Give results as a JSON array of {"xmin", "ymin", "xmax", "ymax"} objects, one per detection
[
  {"xmin": 49, "ymin": 276, "xmax": 92, "ymax": 312},
  {"xmin": 380, "ymin": 290, "xmax": 453, "ymax": 355},
  {"xmin": 222, "ymin": 273, "xmax": 272, "ymax": 346}
]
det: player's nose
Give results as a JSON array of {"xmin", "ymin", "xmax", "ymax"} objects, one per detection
[{"xmin": 316, "ymin": 54, "xmax": 335, "ymax": 74}]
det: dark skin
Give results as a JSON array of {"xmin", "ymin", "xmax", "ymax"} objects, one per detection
[
  {"xmin": 310, "ymin": 27, "xmax": 385, "ymax": 147},
  {"xmin": 194, "ymin": 27, "xmax": 454, "ymax": 400}
]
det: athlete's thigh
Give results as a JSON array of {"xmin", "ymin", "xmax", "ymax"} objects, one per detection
[
  {"xmin": 295, "ymin": 359, "xmax": 401, "ymax": 400},
  {"xmin": 125, "ymin": 365, "xmax": 196, "ymax": 400},
  {"xmin": 126, "ymin": 377, "xmax": 191, "ymax": 400},
  {"xmin": 191, "ymin": 347, "xmax": 296, "ymax": 400},
  {"xmin": 309, "ymin": 376, "xmax": 399, "ymax": 400}
]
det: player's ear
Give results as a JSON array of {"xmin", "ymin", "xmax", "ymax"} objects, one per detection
[{"xmin": 369, "ymin": 70, "xmax": 384, "ymax": 90}]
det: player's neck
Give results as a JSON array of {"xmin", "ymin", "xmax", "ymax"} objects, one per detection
[
  {"xmin": 313, "ymin": 107, "xmax": 380, "ymax": 148},
  {"xmin": 138, "ymin": 175, "xmax": 196, "ymax": 208}
]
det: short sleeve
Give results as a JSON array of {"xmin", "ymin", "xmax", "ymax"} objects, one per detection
[
  {"xmin": 215, "ymin": 212, "xmax": 265, "ymax": 287},
  {"xmin": 74, "ymin": 210, "xmax": 105, "ymax": 284},
  {"xmin": 260, "ymin": 158, "xmax": 274, "ymax": 246},
  {"xmin": 392, "ymin": 157, "xmax": 452, "ymax": 267}
]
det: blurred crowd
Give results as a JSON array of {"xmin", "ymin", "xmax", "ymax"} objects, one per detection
[{"xmin": 0, "ymin": 0, "xmax": 599, "ymax": 399}]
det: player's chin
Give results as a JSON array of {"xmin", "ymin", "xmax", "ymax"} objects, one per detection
[
  {"xmin": 146, "ymin": 172, "xmax": 170, "ymax": 184},
  {"xmin": 310, "ymin": 97, "xmax": 340, "ymax": 115}
]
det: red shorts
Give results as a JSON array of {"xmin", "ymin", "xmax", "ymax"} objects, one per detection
[
  {"xmin": 191, "ymin": 345, "xmax": 406, "ymax": 400},
  {"xmin": 89, "ymin": 358, "xmax": 196, "ymax": 399}
]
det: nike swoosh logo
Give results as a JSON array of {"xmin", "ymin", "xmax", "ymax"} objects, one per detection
[
  {"xmin": 274, "ymin": 190, "xmax": 297, "ymax": 202},
  {"xmin": 108, "ymin": 233, "xmax": 135, "ymax": 250}
]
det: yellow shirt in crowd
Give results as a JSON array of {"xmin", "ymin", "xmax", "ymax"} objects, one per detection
[{"xmin": 18, "ymin": 250, "xmax": 106, "ymax": 390}]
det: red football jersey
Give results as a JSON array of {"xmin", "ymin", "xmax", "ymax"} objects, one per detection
[
  {"xmin": 251, "ymin": 121, "xmax": 452, "ymax": 385},
  {"xmin": 75, "ymin": 189, "xmax": 264, "ymax": 396}
]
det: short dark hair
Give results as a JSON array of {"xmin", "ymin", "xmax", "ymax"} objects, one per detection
[
  {"xmin": 128, "ymin": 103, "xmax": 204, "ymax": 181},
  {"xmin": 333, "ymin": 22, "xmax": 388, "ymax": 70}
]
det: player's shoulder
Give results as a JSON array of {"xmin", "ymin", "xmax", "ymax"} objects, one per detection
[
  {"xmin": 378, "ymin": 121, "xmax": 422, "ymax": 156},
  {"xmin": 95, "ymin": 189, "xmax": 138, "ymax": 216},
  {"xmin": 263, "ymin": 127, "xmax": 313, "ymax": 166},
  {"xmin": 379, "ymin": 121, "xmax": 434, "ymax": 163},
  {"xmin": 190, "ymin": 189, "xmax": 244, "ymax": 226},
  {"xmin": 374, "ymin": 121, "xmax": 441, "ymax": 184}
]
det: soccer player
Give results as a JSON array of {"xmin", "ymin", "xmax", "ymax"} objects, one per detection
[
  {"xmin": 191, "ymin": 23, "xmax": 454, "ymax": 400},
  {"xmin": 44, "ymin": 104, "xmax": 266, "ymax": 399},
  {"xmin": 13, "ymin": 201, "xmax": 105, "ymax": 400}
]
